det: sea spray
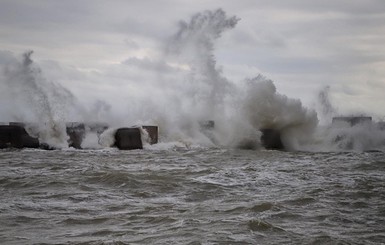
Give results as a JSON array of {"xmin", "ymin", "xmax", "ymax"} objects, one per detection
[
  {"xmin": 307, "ymin": 118, "xmax": 385, "ymax": 152},
  {"xmin": 1, "ymin": 51, "xmax": 71, "ymax": 148},
  {"xmin": 317, "ymin": 85, "xmax": 337, "ymax": 125},
  {"xmin": 234, "ymin": 76, "xmax": 318, "ymax": 150},
  {"xmin": 161, "ymin": 9, "xmax": 239, "ymax": 134},
  {"xmin": 307, "ymin": 86, "xmax": 385, "ymax": 152},
  {"xmin": 1, "ymin": 9, "xmax": 382, "ymax": 152},
  {"xmin": 98, "ymin": 128, "xmax": 117, "ymax": 148},
  {"xmin": 81, "ymin": 131, "xmax": 103, "ymax": 149},
  {"xmin": 158, "ymin": 9, "xmax": 320, "ymax": 150}
]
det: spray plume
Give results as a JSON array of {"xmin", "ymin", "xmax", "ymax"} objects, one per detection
[
  {"xmin": 1, "ymin": 51, "xmax": 76, "ymax": 148},
  {"xmin": 159, "ymin": 9, "xmax": 319, "ymax": 150}
]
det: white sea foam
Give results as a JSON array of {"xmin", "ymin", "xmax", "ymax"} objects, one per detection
[
  {"xmin": 81, "ymin": 131, "xmax": 103, "ymax": 149},
  {"xmin": 98, "ymin": 128, "xmax": 117, "ymax": 148}
]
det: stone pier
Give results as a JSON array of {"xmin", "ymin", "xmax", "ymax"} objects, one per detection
[
  {"xmin": 0, "ymin": 120, "xmax": 286, "ymax": 151},
  {"xmin": 0, "ymin": 122, "xmax": 159, "ymax": 150}
]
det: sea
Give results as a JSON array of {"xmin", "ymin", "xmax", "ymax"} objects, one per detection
[{"xmin": 1, "ymin": 147, "xmax": 384, "ymax": 244}]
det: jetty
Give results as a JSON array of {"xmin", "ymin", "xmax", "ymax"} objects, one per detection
[
  {"xmin": 0, "ymin": 122, "xmax": 158, "ymax": 150},
  {"xmin": 0, "ymin": 121, "xmax": 283, "ymax": 150}
]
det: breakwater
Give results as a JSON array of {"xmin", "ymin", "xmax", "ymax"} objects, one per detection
[
  {"xmin": 0, "ymin": 122, "xmax": 284, "ymax": 150},
  {"xmin": 0, "ymin": 122, "xmax": 158, "ymax": 150}
]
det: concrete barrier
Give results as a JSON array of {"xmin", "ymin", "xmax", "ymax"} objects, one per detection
[
  {"xmin": 260, "ymin": 128, "xmax": 284, "ymax": 150},
  {"xmin": 0, "ymin": 125, "xmax": 17, "ymax": 148},
  {"xmin": 115, "ymin": 128, "xmax": 143, "ymax": 150},
  {"xmin": 0, "ymin": 125, "xmax": 39, "ymax": 149},
  {"xmin": 0, "ymin": 122, "xmax": 159, "ymax": 150},
  {"xmin": 66, "ymin": 123, "xmax": 86, "ymax": 149}
]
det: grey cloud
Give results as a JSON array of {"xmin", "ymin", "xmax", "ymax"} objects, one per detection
[
  {"xmin": 121, "ymin": 57, "xmax": 177, "ymax": 73},
  {"xmin": 259, "ymin": 0, "xmax": 385, "ymax": 15},
  {"xmin": 0, "ymin": 50, "xmax": 17, "ymax": 65},
  {"xmin": 0, "ymin": 1, "xmax": 96, "ymax": 30}
]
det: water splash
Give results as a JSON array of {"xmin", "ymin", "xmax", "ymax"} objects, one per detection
[
  {"xmin": 1, "ymin": 9, "xmax": 383, "ymax": 152},
  {"xmin": 317, "ymin": 86, "xmax": 337, "ymax": 124},
  {"xmin": 1, "ymin": 51, "xmax": 70, "ymax": 148},
  {"xmin": 238, "ymin": 76, "xmax": 318, "ymax": 150},
  {"xmin": 166, "ymin": 9, "xmax": 238, "ymax": 121},
  {"xmin": 159, "ymin": 9, "xmax": 319, "ymax": 150}
]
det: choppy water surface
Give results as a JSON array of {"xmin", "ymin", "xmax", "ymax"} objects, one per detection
[{"xmin": 0, "ymin": 148, "xmax": 384, "ymax": 244}]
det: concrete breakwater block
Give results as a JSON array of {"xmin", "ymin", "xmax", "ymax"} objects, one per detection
[
  {"xmin": 260, "ymin": 128, "xmax": 284, "ymax": 150},
  {"xmin": 0, "ymin": 125, "xmax": 39, "ymax": 149},
  {"xmin": 0, "ymin": 122, "xmax": 157, "ymax": 150},
  {"xmin": 66, "ymin": 123, "xmax": 86, "ymax": 149},
  {"xmin": 115, "ymin": 128, "xmax": 143, "ymax": 150}
]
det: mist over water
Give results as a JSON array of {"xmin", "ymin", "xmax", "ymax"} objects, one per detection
[{"xmin": 0, "ymin": 9, "xmax": 384, "ymax": 152}]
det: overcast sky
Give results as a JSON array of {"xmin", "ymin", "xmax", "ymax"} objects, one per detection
[{"xmin": 1, "ymin": 0, "xmax": 385, "ymax": 121}]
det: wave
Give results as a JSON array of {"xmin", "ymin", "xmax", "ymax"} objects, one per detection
[{"xmin": 0, "ymin": 9, "xmax": 384, "ymax": 152}]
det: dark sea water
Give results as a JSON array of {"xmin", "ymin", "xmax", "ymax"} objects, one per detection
[{"xmin": 0, "ymin": 148, "xmax": 384, "ymax": 244}]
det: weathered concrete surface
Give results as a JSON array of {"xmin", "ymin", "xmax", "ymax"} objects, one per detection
[
  {"xmin": 115, "ymin": 128, "xmax": 143, "ymax": 150},
  {"xmin": 142, "ymin": 126, "xmax": 158, "ymax": 144},
  {"xmin": 0, "ymin": 125, "xmax": 39, "ymax": 149},
  {"xmin": 260, "ymin": 128, "xmax": 284, "ymax": 150}
]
